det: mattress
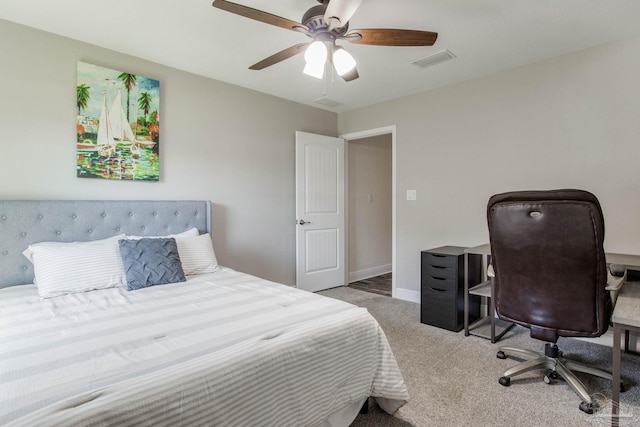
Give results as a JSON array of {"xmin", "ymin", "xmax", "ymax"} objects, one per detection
[{"xmin": 0, "ymin": 268, "xmax": 408, "ymax": 426}]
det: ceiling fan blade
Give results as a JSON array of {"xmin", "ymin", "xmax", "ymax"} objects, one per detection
[
  {"xmin": 344, "ymin": 28, "xmax": 438, "ymax": 46},
  {"xmin": 340, "ymin": 67, "xmax": 359, "ymax": 82},
  {"xmin": 249, "ymin": 43, "xmax": 309, "ymax": 70},
  {"xmin": 213, "ymin": 0, "xmax": 308, "ymax": 32},
  {"xmin": 324, "ymin": 0, "xmax": 362, "ymax": 30}
]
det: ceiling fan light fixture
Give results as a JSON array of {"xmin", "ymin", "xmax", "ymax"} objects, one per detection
[
  {"xmin": 324, "ymin": 0, "xmax": 363, "ymax": 30},
  {"xmin": 303, "ymin": 40, "xmax": 328, "ymax": 79},
  {"xmin": 212, "ymin": 0, "xmax": 438, "ymax": 84},
  {"xmin": 303, "ymin": 62, "xmax": 325, "ymax": 79},
  {"xmin": 333, "ymin": 47, "xmax": 357, "ymax": 76}
]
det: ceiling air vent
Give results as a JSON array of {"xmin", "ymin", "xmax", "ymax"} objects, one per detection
[
  {"xmin": 411, "ymin": 49, "xmax": 456, "ymax": 69},
  {"xmin": 314, "ymin": 97, "xmax": 343, "ymax": 108}
]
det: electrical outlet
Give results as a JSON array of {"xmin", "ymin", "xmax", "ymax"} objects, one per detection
[{"xmin": 406, "ymin": 190, "xmax": 417, "ymax": 201}]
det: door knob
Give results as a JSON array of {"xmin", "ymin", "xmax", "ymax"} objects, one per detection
[{"xmin": 298, "ymin": 219, "xmax": 311, "ymax": 225}]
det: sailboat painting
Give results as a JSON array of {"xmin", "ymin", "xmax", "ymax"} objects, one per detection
[{"xmin": 76, "ymin": 62, "xmax": 160, "ymax": 181}]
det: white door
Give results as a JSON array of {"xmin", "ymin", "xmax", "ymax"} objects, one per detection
[{"xmin": 295, "ymin": 131, "xmax": 346, "ymax": 292}]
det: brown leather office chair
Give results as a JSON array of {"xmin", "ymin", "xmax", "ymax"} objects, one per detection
[{"xmin": 487, "ymin": 189, "xmax": 623, "ymax": 414}]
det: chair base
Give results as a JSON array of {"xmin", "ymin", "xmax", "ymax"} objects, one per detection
[{"xmin": 496, "ymin": 344, "xmax": 613, "ymax": 414}]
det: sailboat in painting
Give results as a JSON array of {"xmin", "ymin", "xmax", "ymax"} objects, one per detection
[
  {"xmin": 96, "ymin": 92, "xmax": 117, "ymax": 156},
  {"xmin": 109, "ymin": 90, "xmax": 136, "ymax": 144},
  {"xmin": 79, "ymin": 90, "xmax": 137, "ymax": 157}
]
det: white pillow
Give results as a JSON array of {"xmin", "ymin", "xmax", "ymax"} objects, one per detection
[
  {"xmin": 23, "ymin": 235, "xmax": 126, "ymax": 298},
  {"xmin": 175, "ymin": 233, "xmax": 219, "ymax": 276},
  {"xmin": 126, "ymin": 227, "xmax": 199, "ymax": 240},
  {"xmin": 22, "ymin": 234, "xmax": 125, "ymax": 263}
]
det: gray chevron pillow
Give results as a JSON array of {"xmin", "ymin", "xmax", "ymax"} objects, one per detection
[{"xmin": 118, "ymin": 238, "xmax": 186, "ymax": 290}]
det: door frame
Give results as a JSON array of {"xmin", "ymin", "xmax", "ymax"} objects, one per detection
[{"xmin": 339, "ymin": 125, "xmax": 397, "ymax": 298}]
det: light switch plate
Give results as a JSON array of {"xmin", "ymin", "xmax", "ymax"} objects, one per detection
[{"xmin": 407, "ymin": 190, "xmax": 417, "ymax": 201}]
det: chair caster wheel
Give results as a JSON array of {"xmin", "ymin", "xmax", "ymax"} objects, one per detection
[
  {"xmin": 544, "ymin": 370, "xmax": 560, "ymax": 384},
  {"xmin": 620, "ymin": 382, "xmax": 626, "ymax": 393},
  {"xmin": 496, "ymin": 351, "xmax": 506, "ymax": 359},
  {"xmin": 499, "ymin": 376, "xmax": 510, "ymax": 387},
  {"xmin": 579, "ymin": 401, "xmax": 594, "ymax": 414}
]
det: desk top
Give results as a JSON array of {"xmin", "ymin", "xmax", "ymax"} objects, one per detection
[
  {"xmin": 606, "ymin": 253, "xmax": 640, "ymax": 270},
  {"xmin": 612, "ymin": 282, "xmax": 640, "ymax": 329},
  {"xmin": 465, "ymin": 244, "xmax": 640, "ymax": 270}
]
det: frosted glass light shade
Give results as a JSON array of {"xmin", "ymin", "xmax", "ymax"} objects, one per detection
[
  {"xmin": 333, "ymin": 48, "xmax": 357, "ymax": 76},
  {"xmin": 324, "ymin": 0, "xmax": 363, "ymax": 31},
  {"xmin": 303, "ymin": 41, "xmax": 327, "ymax": 79}
]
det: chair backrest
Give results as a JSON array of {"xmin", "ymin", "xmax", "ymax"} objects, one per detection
[{"xmin": 487, "ymin": 189, "xmax": 611, "ymax": 343}]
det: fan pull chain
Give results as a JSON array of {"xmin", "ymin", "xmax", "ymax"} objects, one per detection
[{"xmin": 322, "ymin": 62, "xmax": 328, "ymax": 97}]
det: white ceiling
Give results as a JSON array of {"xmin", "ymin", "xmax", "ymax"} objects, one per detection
[{"xmin": 2, "ymin": 0, "xmax": 640, "ymax": 112}]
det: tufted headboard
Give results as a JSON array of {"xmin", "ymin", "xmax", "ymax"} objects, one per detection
[{"xmin": 0, "ymin": 200, "xmax": 211, "ymax": 287}]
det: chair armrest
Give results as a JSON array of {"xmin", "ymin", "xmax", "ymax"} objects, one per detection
[
  {"xmin": 606, "ymin": 264, "xmax": 627, "ymax": 306},
  {"xmin": 487, "ymin": 264, "xmax": 495, "ymax": 278}
]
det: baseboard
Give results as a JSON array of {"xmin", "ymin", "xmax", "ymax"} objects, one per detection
[
  {"xmin": 348, "ymin": 264, "xmax": 392, "ymax": 283},
  {"xmin": 394, "ymin": 287, "xmax": 420, "ymax": 304}
]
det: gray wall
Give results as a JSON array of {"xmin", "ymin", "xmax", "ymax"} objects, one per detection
[
  {"xmin": 0, "ymin": 19, "xmax": 337, "ymax": 286},
  {"xmin": 4, "ymin": 18, "xmax": 640, "ymax": 299},
  {"xmin": 348, "ymin": 134, "xmax": 392, "ymax": 281},
  {"xmin": 339, "ymin": 36, "xmax": 640, "ymax": 299}
]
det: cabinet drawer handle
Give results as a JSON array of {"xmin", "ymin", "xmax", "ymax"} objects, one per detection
[
  {"xmin": 430, "ymin": 276, "xmax": 446, "ymax": 281},
  {"xmin": 430, "ymin": 287, "xmax": 446, "ymax": 292},
  {"xmin": 431, "ymin": 265, "xmax": 446, "ymax": 269}
]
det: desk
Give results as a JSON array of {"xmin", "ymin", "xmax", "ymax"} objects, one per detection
[
  {"xmin": 462, "ymin": 244, "xmax": 640, "ymax": 424},
  {"xmin": 607, "ymin": 253, "xmax": 640, "ymax": 271},
  {"xmin": 463, "ymin": 244, "xmax": 514, "ymax": 342},
  {"xmin": 598, "ymin": 253, "xmax": 640, "ymax": 426},
  {"xmin": 463, "ymin": 245, "xmax": 640, "ymax": 344},
  {"xmin": 612, "ymin": 282, "xmax": 640, "ymax": 426}
]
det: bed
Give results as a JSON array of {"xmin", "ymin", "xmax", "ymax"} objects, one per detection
[{"xmin": 0, "ymin": 200, "xmax": 408, "ymax": 426}]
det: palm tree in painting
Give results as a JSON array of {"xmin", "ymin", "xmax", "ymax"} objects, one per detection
[
  {"xmin": 118, "ymin": 73, "xmax": 137, "ymax": 122},
  {"xmin": 77, "ymin": 84, "xmax": 91, "ymax": 114},
  {"xmin": 138, "ymin": 92, "xmax": 153, "ymax": 124}
]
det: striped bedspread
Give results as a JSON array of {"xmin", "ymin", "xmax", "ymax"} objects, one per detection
[{"xmin": 0, "ymin": 268, "xmax": 408, "ymax": 426}]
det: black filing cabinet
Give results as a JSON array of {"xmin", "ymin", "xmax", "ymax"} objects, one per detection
[{"xmin": 421, "ymin": 246, "xmax": 481, "ymax": 332}]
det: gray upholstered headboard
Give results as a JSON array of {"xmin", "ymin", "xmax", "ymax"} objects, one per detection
[{"xmin": 0, "ymin": 200, "xmax": 211, "ymax": 287}]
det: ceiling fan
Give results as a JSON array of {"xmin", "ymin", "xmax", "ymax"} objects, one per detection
[{"xmin": 212, "ymin": 0, "xmax": 438, "ymax": 82}]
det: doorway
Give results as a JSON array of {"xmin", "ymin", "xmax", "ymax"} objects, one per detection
[{"xmin": 340, "ymin": 126, "xmax": 396, "ymax": 298}]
